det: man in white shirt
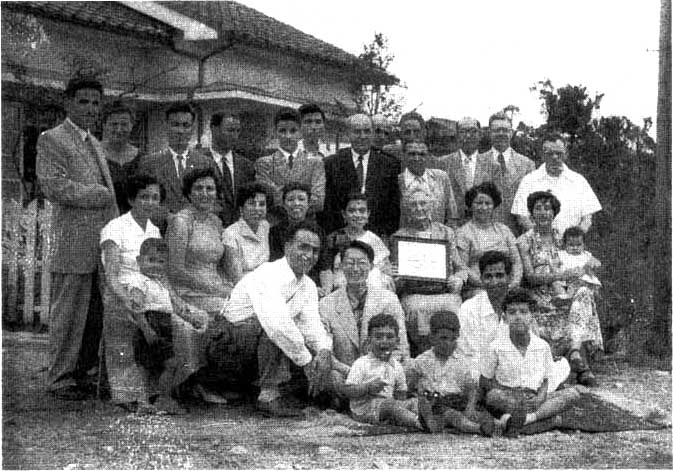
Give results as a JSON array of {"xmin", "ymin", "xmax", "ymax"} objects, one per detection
[
  {"xmin": 220, "ymin": 220, "xmax": 333, "ymax": 417},
  {"xmin": 457, "ymin": 251, "xmax": 570, "ymax": 388},
  {"xmin": 511, "ymin": 133, "xmax": 602, "ymax": 235},
  {"xmin": 434, "ymin": 117, "xmax": 492, "ymax": 223},
  {"xmin": 478, "ymin": 112, "xmax": 535, "ymax": 234}
]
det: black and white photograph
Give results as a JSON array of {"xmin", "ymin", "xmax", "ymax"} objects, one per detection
[{"xmin": 1, "ymin": 0, "xmax": 671, "ymax": 468}]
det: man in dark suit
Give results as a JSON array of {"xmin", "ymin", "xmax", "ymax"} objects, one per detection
[
  {"xmin": 200, "ymin": 111, "xmax": 255, "ymax": 227},
  {"xmin": 37, "ymin": 74, "xmax": 119, "ymax": 400},
  {"xmin": 323, "ymin": 113, "xmax": 401, "ymax": 237},
  {"xmin": 134, "ymin": 102, "xmax": 212, "ymax": 231}
]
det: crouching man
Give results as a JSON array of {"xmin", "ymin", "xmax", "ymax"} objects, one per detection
[
  {"xmin": 479, "ymin": 289, "xmax": 580, "ymax": 435},
  {"xmin": 214, "ymin": 220, "xmax": 333, "ymax": 417}
]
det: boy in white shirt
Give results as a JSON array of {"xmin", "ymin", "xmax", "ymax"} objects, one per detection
[
  {"xmin": 480, "ymin": 289, "xmax": 580, "ymax": 435},
  {"xmin": 343, "ymin": 314, "xmax": 422, "ymax": 429}
]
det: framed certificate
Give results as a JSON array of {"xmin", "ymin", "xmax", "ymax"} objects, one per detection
[{"xmin": 393, "ymin": 236, "xmax": 450, "ymax": 282}]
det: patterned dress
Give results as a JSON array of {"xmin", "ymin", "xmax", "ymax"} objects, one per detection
[{"xmin": 517, "ymin": 229, "xmax": 603, "ymax": 356}]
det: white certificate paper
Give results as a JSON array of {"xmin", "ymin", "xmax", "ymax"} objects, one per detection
[{"xmin": 397, "ymin": 240, "xmax": 447, "ymax": 280}]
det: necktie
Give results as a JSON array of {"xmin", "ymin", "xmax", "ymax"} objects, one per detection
[
  {"xmin": 497, "ymin": 152, "xmax": 507, "ymax": 175},
  {"xmin": 356, "ymin": 155, "xmax": 364, "ymax": 190},
  {"xmin": 176, "ymin": 153, "xmax": 185, "ymax": 180},
  {"xmin": 288, "ymin": 152, "xmax": 294, "ymax": 169},
  {"xmin": 222, "ymin": 158, "xmax": 234, "ymax": 198}
]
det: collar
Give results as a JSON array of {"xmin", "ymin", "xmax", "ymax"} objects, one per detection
[
  {"xmin": 473, "ymin": 290, "xmax": 498, "ymax": 318},
  {"xmin": 537, "ymin": 163, "xmax": 577, "ymax": 182},
  {"xmin": 403, "ymin": 167, "xmax": 428, "ymax": 184},
  {"xmin": 459, "ymin": 149, "xmax": 478, "ymax": 164},
  {"xmin": 238, "ymin": 217, "xmax": 264, "ymax": 239},
  {"xmin": 277, "ymin": 146, "xmax": 299, "ymax": 162},
  {"xmin": 277, "ymin": 256, "xmax": 304, "ymax": 284},
  {"xmin": 168, "ymin": 147, "xmax": 188, "ymax": 159},
  {"xmin": 351, "ymin": 148, "xmax": 370, "ymax": 162},
  {"xmin": 491, "ymin": 147, "xmax": 512, "ymax": 164},
  {"xmin": 298, "ymin": 139, "xmax": 329, "ymax": 156},
  {"xmin": 65, "ymin": 118, "xmax": 88, "ymax": 141}
]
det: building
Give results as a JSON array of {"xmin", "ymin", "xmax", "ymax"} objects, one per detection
[{"xmin": 1, "ymin": 1, "xmax": 396, "ymax": 201}]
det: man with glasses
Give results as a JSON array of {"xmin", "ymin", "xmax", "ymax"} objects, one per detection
[
  {"xmin": 511, "ymin": 132, "xmax": 601, "ymax": 235},
  {"xmin": 435, "ymin": 117, "xmax": 493, "ymax": 224},
  {"xmin": 480, "ymin": 112, "xmax": 535, "ymax": 235}
]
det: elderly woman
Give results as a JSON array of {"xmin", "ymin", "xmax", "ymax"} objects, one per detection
[
  {"xmin": 99, "ymin": 174, "xmax": 171, "ymax": 412},
  {"xmin": 101, "ymin": 101, "xmax": 140, "ymax": 214},
  {"xmin": 166, "ymin": 167, "xmax": 231, "ymax": 402},
  {"xmin": 456, "ymin": 182, "xmax": 522, "ymax": 295},
  {"xmin": 222, "ymin": 182, "xmax": 271, "ymax": 285},
  {"xmin": 517, "ymin": 191, "xmax": 602, "ymax": 387},
  {"xmin": 391, "ymin": 188, "xmax": 469, "ymax": 356}
]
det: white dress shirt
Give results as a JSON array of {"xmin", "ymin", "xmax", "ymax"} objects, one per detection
[
  {"xmin": 211, "ymin": 148, "xmax": 235, "ymax": 186},
  {"xmin": 351, "ymin": 149, "xmax": 370, "ymax": 193},
  {"xmin": 459, "ymin": 149, "xmax": 478, "ymax": 186},
  {"xmin": 511, "ymin": 163, "xmax": 602, "ymax": 234},
  {"xmin": 224, "ymin": 257, "xmax": 332, "ymax": 367},
  {"xmin": 168, "ymin": 147, "xmax": 189, "ymax": 176},
  {"xmin": 277, "ymin": 146, "xmax": 300, "ymax": 166}
]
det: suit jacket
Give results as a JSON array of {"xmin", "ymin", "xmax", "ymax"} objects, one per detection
[
  {"xmin": 323, "ymin": 147, "xmax": 401, "ymax": 237},
  {"xmin": 319, "ymin": 286, "xmax": 410, "ymax": 369},
  {"xmin": 255, "ymin": 149, "xmax": 325, "ymax": 213},
  {"xmin": 437, "ymin": 150, "xmax": 492, "ymax": 223},
  {"xmin": 199, "ymin": 148, "xmax": 256, "ymax": 227},
  {"xmin": 36, "ymin": 120, "xmax": 119, "ymax": 273},
  {"xmin": 135, "ymin": 147, "xmax": 214, "ymax": 214},
  {"xmin": 397, "ymin": 168, "xmax": 459, "ymax": 229},
  {"xmin": 476, "ymin": 148, "xmax": 535, "ymax": 233}
]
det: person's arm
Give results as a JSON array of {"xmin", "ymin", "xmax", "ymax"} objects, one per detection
[
  {"xmin": 295, "ymin": 287, "xmax": 333, "ymax": 355},
  {"xmin": 254, "ymin": 157, "xmax": 283, "ymax": 208},
  {"xmin": 166, "ymin": 215, "xmax": 230, "ymax": 296},
  {"xmin": 447, "ymin": 232, "xmax": 468, "ymax": 291},
  {"xmin": 578, "ymin": 215, "xmax": 592, "ymax": 233},
  {"xmin": 341, "ymin": 378, "xmax": 386, "ymax": 399},
  {"xmin": 404, "ymin": 359, "xmax": 421, "ymax": 394},
  {"xmin": 455, "ymin": 228, "xmax": 482, "ymax": 288},
  {"xmin": 585, "ymin": 252, "xmax": 602, "ymax": 271},
  {"xmin": 517, "ymin": 215, "xmax": 535, "ymax": 233},
  {"xmin": 463, "ymin": 382, "xmax": 480, "ymax": 421},
  {"xmin": 389, "ymin": 297, "xmax": 411, "ymax": 362},
  {"xmin": 222, "ymin": 230, "xmax": 245, "ymax": 285},
  {"xmin": 517, "ymin": 236, "xmax": 566, "ymax": 286},
  {"xmin": 503, "ymin": 225, "xmax": 523, "ymax": 288},
  {"xmin": 309, "ymin": 159, "xmax": 326, "ymax": 213},
  {"xmin": 36, "ymin": 133, "xmax": 112, "ymax": 208},
  {"xmin": 442, "ymin": 175, "xmax": 460, "ymax": 229},
  {"xmin": 478, "ymin": 342, "xmax": 499, "ymax": 394},
  {"xmin": 393, "ymin": 362, "xmax": 408, "ymax": 400}
]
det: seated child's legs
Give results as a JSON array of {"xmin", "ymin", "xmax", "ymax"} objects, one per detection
[
  {"xmin": 533, "ymin": 387, "xmax": 580, "ymax": 422},
  {"xmin": 485, "ymin": 387, "xmax": 536, "ymax": 415},
  {"xmin": 379, "ymin": 397, "xmax": 422, "ymax": 429}
]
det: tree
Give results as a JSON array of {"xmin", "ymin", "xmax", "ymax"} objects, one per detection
[{"xmin": 354, "ymin": 33, "xmax": 405, "ymax": 120}]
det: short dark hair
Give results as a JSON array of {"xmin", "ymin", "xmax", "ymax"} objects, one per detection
[
  {"xmin": 165, "ymin": 102, "xmax": 195, "ymax": 122},
  {"xmin": 182, "ymin": 166, "xmax": 222, "ymax": 199},
  {"xmin": 127, "ymin": 174, "xmax": 165, "ymax": 203},
  {"xmin": 429, "ymin": 311, "xmax": 460, "ymax": 334},
  {"xmin": 139, "ymin": 238, "xmax": 168, "ymax": 256},
  {"xmin": 344, "ymin": 191, "xmax": 369, "ymax": 210},
  {"xmin": 540, "ymin": 131, "xmax": 567, "ymax": 147},
  {"xmin": 282, "ymin": 181, "xmax": 311, "ymax": 202},
  {"xmin": 488, "ymin": 111, "xmax": 511, "ymax": 127},
  {"xmin": 298, "ymin": 103, "xmax": 325, "ymax": 122},
  {"xmin": 563, "ymin": 226, "xmax": 585, "ymax": 244},
  {"xmin": 402, "ymin": 140, "xmax": 428, "ymax": 153},
  {"xmin": 478, "ymin": 251, "xmax": 513, "ymax": 276},
  {"xmin": 502, "ymin": 288, "xmax": 536, "ymax": 311},
  {"xmin": 65, "ymin": 77, "xmax": 103, "ymax": 98},
  {"xmin": 284, "ymin": 220, "xmax": 323, "ymax": 246},
  {"xmin": 274, "ymin": 107, "xmax": 301, "ymax": 127},
  {"xmin": 236, "ymin": 182, "xmax": 271, "ymax": 211},
  {"xmin": 399, "ymin": 111, "xmax": 425, "ymax": 129},
  {"xmin": 465, "ymin": 181, "xmax": 502, "ymax": 210},
  {"xmin": 102, "ymin": 101, "xmax": 135, "ymax": 125},
  {"xmin": 340, "ymin": 240, "xmax": 375, "ymax": 263},
  {"xmin": 526, "ymin": 191, "xmax": 561, "ymax": 217},
  {"xmin": 210, "ymin": 111, "xmax": 240, "ymax": 128},
  {"xmin": 368, "ymin": 313, "xmax": 399, "ymax": 336}
]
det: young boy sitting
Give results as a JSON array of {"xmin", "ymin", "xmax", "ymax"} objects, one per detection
[
  {"xmin": 479, "ymin": 289, "xmax": 580, "ymax": 435},
  {"xmin": 126, "ymin": 238, "xmax": 207, "ymax": 414},
  {"xmin": 343, "ymin": 313, "xmax": 423, "ymax": 429},
  {"xmin": 551, "ymin": 226, "xmax": 602, "ymax": 303},
  {"xmin": 406, "ymin": 311, "xmax": 507, "ymax": 436}
]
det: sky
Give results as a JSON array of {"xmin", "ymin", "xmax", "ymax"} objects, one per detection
[{"xmin": 239, "ymin": 0, "xmax": 661, "ymax": 131}]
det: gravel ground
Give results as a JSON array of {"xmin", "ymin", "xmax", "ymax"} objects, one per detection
[{"xmin": 3, "ymin": 331, "xmax": 671, "ymax": 469}]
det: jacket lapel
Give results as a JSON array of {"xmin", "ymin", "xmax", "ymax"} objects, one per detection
[
  {"xmin": 451, "ymin": 153, "xmax": 467, "ymax": 195},
  {"xmin": 162, "ymin": 150, "xmax": 182, "ymax": 197},
  {"xmin": 364, "ymin": 149, "xmax": 380, "ymax": 194},
  {"xmin": 334, "ymin": 289, "xmax": 360, "ymax": 348}
]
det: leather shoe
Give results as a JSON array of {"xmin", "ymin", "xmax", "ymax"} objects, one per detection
[{"xmin": 256, "ymin": 398, "xmax": 303, "ymax": 418}]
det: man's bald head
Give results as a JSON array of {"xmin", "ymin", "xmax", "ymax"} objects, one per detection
[{"xmin": 347, "ymin": 113, "xmax": 374, "ymax": 155}]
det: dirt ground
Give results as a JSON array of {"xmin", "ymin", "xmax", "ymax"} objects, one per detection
[{"xmin": 2, "ymin": 330, "xmax": 671, "ymax": 469}]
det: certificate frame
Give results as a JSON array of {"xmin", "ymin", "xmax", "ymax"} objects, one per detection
[{"xmin": 393, "ymin": 236, "xmax": 450, "ymax": 283}]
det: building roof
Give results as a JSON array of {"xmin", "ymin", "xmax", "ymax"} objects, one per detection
[
  {"xmin": 159, "ymin": 1, "xmax": 397, "ymax": 85},
  {"xmin": 2, "ymin": 1, "xmax": 178, "ymax": 44}
]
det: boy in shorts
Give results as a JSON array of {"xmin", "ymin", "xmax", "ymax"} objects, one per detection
[
  {"xmin": 343, "ymin": 314, "xmax": 422, "ymax": 429},
  {"xmin": 406, "ymin": 311, "xmax": 506, "ymax": 436}
]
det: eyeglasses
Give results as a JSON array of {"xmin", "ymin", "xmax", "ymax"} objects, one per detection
[{"xmin": 342, "ymin": 260, "xmax": 370, "ymax": 269}]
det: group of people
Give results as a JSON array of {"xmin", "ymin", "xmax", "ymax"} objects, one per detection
[{"xmin": 37, "ymin": 73, "xmax": 604, "ymax": 436}]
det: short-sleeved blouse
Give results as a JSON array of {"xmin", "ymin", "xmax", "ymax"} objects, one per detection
[{"xmin": 222, "ymin": 218, "xmax": 270, "ymax": 277}]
